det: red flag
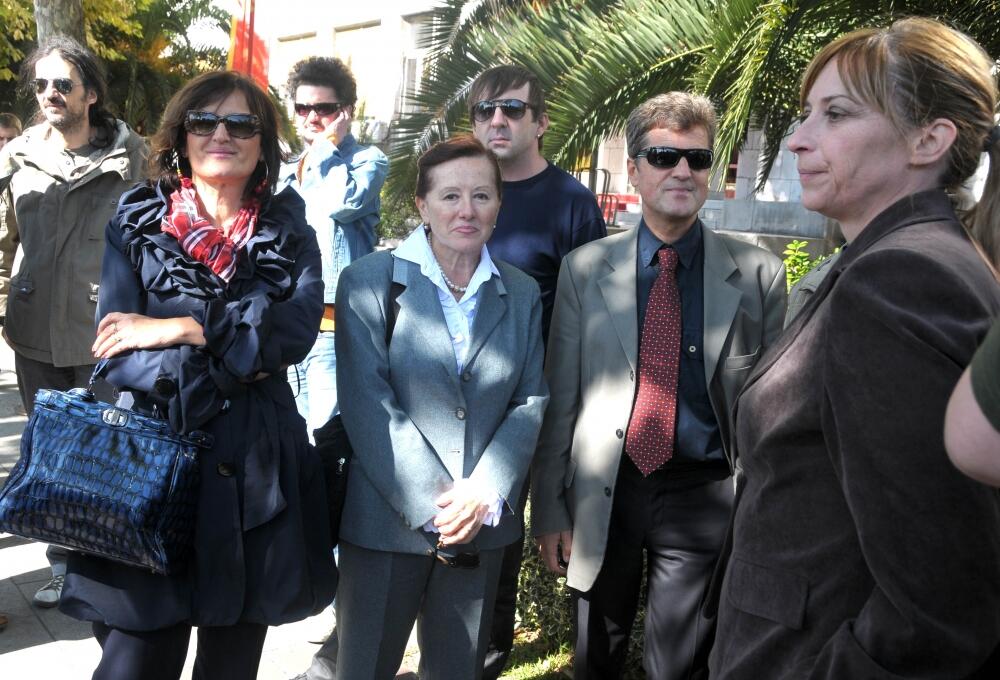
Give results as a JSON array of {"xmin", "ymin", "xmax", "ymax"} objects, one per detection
[{"xmin": 227, "ymin": 0, "xmax": 269, "ymax": 90}]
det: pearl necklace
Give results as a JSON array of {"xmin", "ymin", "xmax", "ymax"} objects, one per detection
[{"xmin": 426, "ymin": 231, "xmax": 468, "ymax": 294}]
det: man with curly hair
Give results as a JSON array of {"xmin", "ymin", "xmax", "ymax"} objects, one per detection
[
  {"xmin": 281, "ymin": 57, "xmax": 388, "ymax": 438},
  {"xmin": 281, "ymin": 56, "xmax": 387, "ymax": 680}
]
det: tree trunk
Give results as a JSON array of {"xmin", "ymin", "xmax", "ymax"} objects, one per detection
[{"xmin": 33, "ymin": 0, "xmax": 85, "ymax": 45}]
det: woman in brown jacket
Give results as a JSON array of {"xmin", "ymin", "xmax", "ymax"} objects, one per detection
[{"xmin": 710, "ymin": 18, "xmax": 1000, "ymax": 679}]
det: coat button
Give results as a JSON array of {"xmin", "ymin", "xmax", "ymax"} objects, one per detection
[
  {"xmin": 629, "ymin": 370, "xmax": 634, "ymax": 381},
  {"xmin": 456, "ymin": 407, "xmax": 466, "ymax": 420},
  {"xmin": 219, "ymin": 399, "xmax": 231, "ymax": 414},
  {"xmin": 616, "ymin": 429, "xmax": 624, "ymax": 439},
  {"xmin": 604, "ymin": 487, "xmax": 612, "ymax": 497},
  {"xmin": 153, "ymin": 376, "xmax": 176, "ymax": 397},
  {"xmin": 217, "ymin": 462, "xmax": 235, "ymax": 477},
  {"xmin": 462, "ymin": 371, "xmax": 472, "ymax": 382}
]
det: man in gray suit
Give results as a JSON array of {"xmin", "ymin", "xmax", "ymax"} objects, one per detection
[{"xmin": 531, "ymin": 92, "xmax": 786, "ymax": 679}]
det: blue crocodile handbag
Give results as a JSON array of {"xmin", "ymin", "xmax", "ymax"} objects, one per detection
[{"xmin": 0, "ymin": 385, "xmax": 214, "ymax": 575}]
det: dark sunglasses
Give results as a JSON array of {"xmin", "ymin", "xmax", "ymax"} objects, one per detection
[
  {"xmin": 472, "ymin": 99, "xmax": 534, "ymax": 122},
  {"xmin": 184, "ymin": 111, "xmax": 262, "ymax": 139},
  {"xmin": 635, "ymin": 146, "xmax": 714, "ymax": 171},
  {"xmin": 32, "ymin": 78, "xmax": 76, "ymax": 95},
  {"xmin": 293, "ymin": 102, "xmax": 344, "ymax": 117}
]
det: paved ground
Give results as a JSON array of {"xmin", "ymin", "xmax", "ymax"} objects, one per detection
[{"xmin": 0, "ymin": 358, "xmax": 418, "ymax": 679}]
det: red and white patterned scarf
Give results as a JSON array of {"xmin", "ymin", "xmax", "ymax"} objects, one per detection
[{"xmin": 161, "ymin": 176, "xmax": 262, "ymax": 282}]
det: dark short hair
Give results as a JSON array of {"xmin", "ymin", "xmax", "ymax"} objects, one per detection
[
  {"xmin": 415, "ymin": 135, "xmax": 502, "ymax": 200},
  {"xmin": 148, "ymin": 71, "xmax": 286, "ymax": 199},
  {"xmin": 0, "ymin": 112, "xmax": 22, "ymax": 133},
  {"xmin": 468, "ymin": 64, "xmax": 546, "ymax": 123},
  {"xmin": 286, "ymin": 57, "xmax": 357, "ymax": 106},
  {"xmin": 20, "ymin": 36, "xmax": 116, "ymax": 147}
]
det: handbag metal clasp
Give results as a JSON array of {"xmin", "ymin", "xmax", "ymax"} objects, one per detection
[{"xmin": 102, "ymin": 408, "xmax": 128, "ymax": 427}]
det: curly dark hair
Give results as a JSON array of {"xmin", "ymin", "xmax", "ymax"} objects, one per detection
[
  {"xmin": 20, "ymin": 36, "xmax": 117, "ymax": 147},
  {"xmin": 147, "ymin": 71, "xmax": 287, "ymax": 199},
  {"xmin": 286, "ymin": 57, "xmax": 358, "ymax": 106}
]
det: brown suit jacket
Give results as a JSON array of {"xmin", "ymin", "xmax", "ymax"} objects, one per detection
[{"xmin": 710, "ymin": 190, "xmax": 1000, "ymax": 679}]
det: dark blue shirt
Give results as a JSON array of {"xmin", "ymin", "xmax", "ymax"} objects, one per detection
[
  {"xmin": 633, "ymin": 219, "xmax": 726, "ymax": 473},
  {"xmin": 488, "ymin": 162, "xmax": 606, "ymax": 344}
]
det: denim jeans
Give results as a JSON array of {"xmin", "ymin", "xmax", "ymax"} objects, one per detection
[{"xmin": 289, "ymin": 331, "xmax": 338, "ymax": 441}]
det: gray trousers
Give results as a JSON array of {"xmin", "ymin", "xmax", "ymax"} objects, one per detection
[{"xmin": 336, "ymin": 540, "xmax": 504, "ymax": 680}]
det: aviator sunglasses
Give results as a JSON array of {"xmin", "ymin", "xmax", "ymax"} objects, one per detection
[
  {"xmin": 32, "ymin": 77, "xmax": 77, "ymax": 95},
  {"xmin": 635, "ymin": 146, "xmax": 714, "ymax": 171},
  {"xmin": 472, "ymin": 99, "xmax": 535, "ymax": 122},
  {"xmin": 184, "ymin": 110, "xmax": 262, "ymax": 139},
  {"xmin": 293, "ymin": 102, "xmax": 345, "ymax": 117}
]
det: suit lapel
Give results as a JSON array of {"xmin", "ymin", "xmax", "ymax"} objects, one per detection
[
  {"xmin": 392, "ymin": 257, "xmax": 459, "ymax": 388},
  {"xmin": 702, "ymin": 227, "xmax": 741, "ymax": 385},
  {"xmin": 739, "ymin": 255, "xmax": 842, "ymax": 397},
  {"xmin": 598, "ymin": 229, "xmax": 640, "ymax": 374},
  {"xmin": 464, "ymin": 275, "xmax": 507, "ymax": 371}
]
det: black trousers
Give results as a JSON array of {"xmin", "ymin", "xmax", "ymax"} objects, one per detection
[
  {"xmin": 91, "ymin": 620, "xmax": 268, "ymax": 680},
  {"xmin": 573, "ymin": 459, "xmax": 733, "ymax": 680},
  {"xmin": 482, "ymin": 481, "xmax": 529, "ymax": 680}
]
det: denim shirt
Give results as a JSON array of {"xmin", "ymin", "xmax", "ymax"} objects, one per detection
[{"xmin": 280, "ymin": 133, "xmax": 389, "ymax": 303}]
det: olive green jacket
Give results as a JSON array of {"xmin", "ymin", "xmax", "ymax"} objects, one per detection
[{"xmin": 0, "ymin": 120, "xmax": 147, "ymax": 366}]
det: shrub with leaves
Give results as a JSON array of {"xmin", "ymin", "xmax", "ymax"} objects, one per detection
[{"xmin": 783, "ymin": 239, "xmax": 839, "ymax": 292}]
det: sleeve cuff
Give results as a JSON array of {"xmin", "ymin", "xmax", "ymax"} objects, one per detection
[{"xmin": 422, "ymin": 478, "xmax": 504, "ymax": 533}]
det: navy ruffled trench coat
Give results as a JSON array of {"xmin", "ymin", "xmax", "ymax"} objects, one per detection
[{"xmin": 59, "ymin": 181, "xmax": 338, "ymax": 630}]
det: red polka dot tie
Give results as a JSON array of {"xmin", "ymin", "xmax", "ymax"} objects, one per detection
[{"xmin": 626, "ymin": 247, "xmax": 681, "ymax": 476}]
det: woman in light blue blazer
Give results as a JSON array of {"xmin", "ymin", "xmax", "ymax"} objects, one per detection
[{"xmin": 333, "ymin": 136, "xmax": 549, "ymax": 679}]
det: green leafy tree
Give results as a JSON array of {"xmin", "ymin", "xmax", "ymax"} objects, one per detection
[
  {"xmin": 0, "ymin": 0, "xmax": 227, "ymax": 133},
  {"xmin": 390, "ymin": 0, "xmax": 1000, "ymax": 200}
]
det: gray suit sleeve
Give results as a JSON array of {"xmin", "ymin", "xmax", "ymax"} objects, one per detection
[
  {"xmin": 469, "ymin": 286, "xmax": 549, "ymax": 507},
  {"xmin": 530, "ymin": 259, "xmax": 583, "ymax": 536},
  {"xmin": 762, "ymin": 261, "xmax": 788, "ymax": 349},
  {"xmin": 335, "ymin": 265, "xmax": 452, "ymax": 530}
]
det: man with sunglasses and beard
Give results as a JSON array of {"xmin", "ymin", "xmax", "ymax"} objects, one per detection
[
  {"xmin": 281, "ymin": 56, "xmax": 387, "ymax": 680},
  {"xmin": 467, "ymin": 64, "xmax": 606, "ymax": 680},
  {"xmin": 0, "ymin": 36, "xmax": 146, "ymax": 612},
  {"xmin": 531, "ymin": 93, "xmax": 785, "ymax": 679}
]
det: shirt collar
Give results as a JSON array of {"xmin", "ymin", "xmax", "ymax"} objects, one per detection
[
  {"xmin": 393, "ymin": 225, "xmax": 500, "ymax": 301},
  {"xmin": 638, "ymin": 218, "xmax": 702, "ymax": 270}
]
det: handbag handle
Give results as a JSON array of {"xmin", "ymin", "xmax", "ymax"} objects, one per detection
[
  {"xmin": 88, "ymin": 357, "xmax": 170, "ymax": 420},
  {"xmin": 88, "ymin": 358, "xmax": 110, "ymax": 390}
]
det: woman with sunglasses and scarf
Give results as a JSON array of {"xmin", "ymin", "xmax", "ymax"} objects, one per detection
[{"xmin": 58, "ymin": 71, "xmax": 337, "ymax": 680}]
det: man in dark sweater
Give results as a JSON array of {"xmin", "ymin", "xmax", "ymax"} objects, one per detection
[{"xmin": 470, "ymin": 64, "xmax": 606, "ymax": 679}]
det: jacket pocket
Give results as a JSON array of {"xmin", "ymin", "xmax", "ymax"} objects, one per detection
[
  {"xmin": 726, "ymin": 557, "xmax": 808, "ymax": 630},
  {"xmin": 89, "ymin": 196, "xmax": 119, "ymax": 240},
  {"xmin": 10, "ymin": 273, "xmax": 33, "ymax": 298},
  {"xmin": 724, "ymin": 348, "xmax": 760, "ymax": 371}
]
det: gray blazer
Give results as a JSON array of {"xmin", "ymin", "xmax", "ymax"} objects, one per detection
[
  {"xmin": 335, "ymin": 250, "xmax": 549, "ymax": 554},
  {"xmin": 531, "ymin": 225, "xmax": 786, "ymax": 592}
]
